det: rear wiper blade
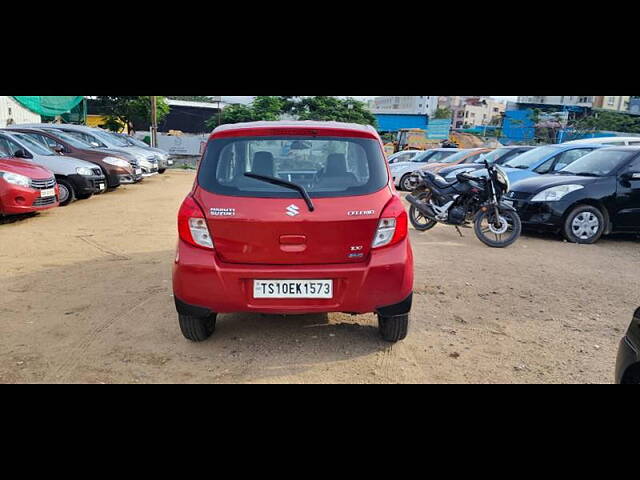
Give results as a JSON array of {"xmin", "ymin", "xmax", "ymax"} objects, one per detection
[
  {"xmin": 244, "ymin": 172, "xmax": 315, "ymax": 212},
  {"xmin": 572, "ymin": 172, "xmax": 600, "ymax": 177}
]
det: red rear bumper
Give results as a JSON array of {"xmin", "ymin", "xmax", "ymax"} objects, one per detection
[
  {"xmin": 0, "ymin": 184, "xmax": 59, "ymax": 215},
  {"xmin": 173, "ymin": 239, "xmax": 413, "ymax": 315}
]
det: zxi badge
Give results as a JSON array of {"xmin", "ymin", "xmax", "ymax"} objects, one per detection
[{"xmin": 286, "ymin": 204, "xmax": 300, "ymax": 217}]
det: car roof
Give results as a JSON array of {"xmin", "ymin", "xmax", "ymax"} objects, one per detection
[
  {"xmin": 563, "ymin": 136, "xmax": 640, "ymax": 144},
  {"xmin": 210, "ymin": 120, "xmax": 380, "ymax": 139},
  {"xmin": 597, "ymin": 145, "xmax": 640, "ymax": 152}
]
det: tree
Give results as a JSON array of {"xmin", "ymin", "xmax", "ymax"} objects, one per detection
[
  {"xmin": 167, "ymin": 96, "xmax": 217, "ymax": 103},
  {"xmin": 433, "ymin": 107, "xmax": 452, "ymax": 119},
  {"xmin": 205, "ymin": 96, "xmax": 378, "ymax": 130},
  {"xmin": 96, "ymin": 96, "xmax": 170, "ymax": 132},
  {"xmin": 289, "ymin": 96, "xmax": 377, "ymax": 127}
]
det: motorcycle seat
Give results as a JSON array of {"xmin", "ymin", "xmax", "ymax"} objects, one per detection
[{"xmin": 423, "ymin": 171, "xmax": 455, "ymax": 189}]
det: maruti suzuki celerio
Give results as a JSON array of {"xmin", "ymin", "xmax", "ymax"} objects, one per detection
[{"xmin": 172, "ymin": 121, "xmax": 414, "ymax": 342}]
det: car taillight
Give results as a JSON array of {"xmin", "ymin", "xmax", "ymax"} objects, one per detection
[
  {"xmin": 371, "ymin": 195, "xmax": 408, "ymax": 249},
  {"xmin": 178, "ymin": 195, "xmax": 214, "ymax": 249}
]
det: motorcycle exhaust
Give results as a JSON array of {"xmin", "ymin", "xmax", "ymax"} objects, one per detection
[{"xmin": 406, "ymin": 195, "xmax": 437, "ymax": 220}]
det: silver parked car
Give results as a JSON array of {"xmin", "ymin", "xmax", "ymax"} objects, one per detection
[
  {"xmin": 389, "ymin": 148, "xmax": 461, "ymax": 190},
  {"xmin": 113, "ymin": 133, "xmax": 173, "ymax": 173},
  {"xmin": 0, "ymin": 131, "xmax": 107, "ymax": 206}
]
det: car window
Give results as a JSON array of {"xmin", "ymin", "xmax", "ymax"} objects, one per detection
[
  {"xmin": 62, "ymin": 130, "xmax": 107, "ymax": 148},
  {"xmin": 560, "ymin": 149, "xmax": 635, "ymax": 176},
  {"xmin": 603, "ymin": 141, "xmax": 626, "ymax": 146},
  {"xmin": 11, "ymin": 134, "xmax": 55, "ymax": 156},
  {"xmin": 22, "ymin": 132, "xmax": 56, "ymax": 148},
  {"xmin": 199, "ymin": 136, "xmax": 388, "ymax": 199},
  {"xmin": 553, "ymin": 148, "xmax": 593, "ymax": 171},
  {"xmin": 533, "ymin": 157, "xmax": 556, "ymax": 174},
  {"xmin": 462, "ymin": 152, "xmax": 485, "ymax": 164},
  {"xmin": 503, "ymin": 146, "xmax": 561, "ymax": 169},
  {"xmin": 628, "ymin": 141, "xmax": 640, "ymax": 145},
  {"xmin": 0, "ymin": 136, "xmax": 24, "ymax": 157}
]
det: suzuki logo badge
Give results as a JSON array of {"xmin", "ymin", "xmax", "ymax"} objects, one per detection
[{"xmin": 286, "ymin": 204, "xmax": 300, "ymax": 217}]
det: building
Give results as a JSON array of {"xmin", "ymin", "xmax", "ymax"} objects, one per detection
[
  {"xmin": 592, "ymin": 96, "xmax": 630, "ymax": 112},
  {"xmin": 0, "ymin": 96, "xmax": 41, "ymax": 127},
  {"xmin": 370, "ymin": 96, "xmax": 438, "ymax": 117},
  {"xmin": 516, "ymin": 96, "xmax": 594, "ymax": 107},
  {"xmin": 450, "ymin": 97, "xmax": 505, "ymax": 129}
]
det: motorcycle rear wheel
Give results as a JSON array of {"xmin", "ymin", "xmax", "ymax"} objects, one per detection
[
  {"xmin": 408, "ymin": 192, "xmax": 437, "ymax": 231},
  {"xmin": 474, "ymin": 209, "xmax": 521, "ymax": 248}
]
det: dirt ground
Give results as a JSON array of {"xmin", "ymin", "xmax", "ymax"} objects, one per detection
[{"xmin": 1, "ymin": 170, "xmax": 638, "ymax": 383}]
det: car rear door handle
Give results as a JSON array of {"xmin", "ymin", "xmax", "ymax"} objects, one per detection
[{"xmin": 279, "ymin": 235, "xmax": 307, "ymax": 252}]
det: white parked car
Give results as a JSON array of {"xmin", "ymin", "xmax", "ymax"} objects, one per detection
[
  {"xmin": 389, "ymin": 148, "xmax": 460, "ymax": 190},
  {"xmin": 387, "ymin": 150, "xmax": 422, "ymax": 164}
]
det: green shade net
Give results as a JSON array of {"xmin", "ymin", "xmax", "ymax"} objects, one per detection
[{"xmin": 11, "ymin": 96, "xmax": 85, "ymax": 116}]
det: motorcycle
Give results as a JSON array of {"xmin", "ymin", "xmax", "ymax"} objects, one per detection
[{"xmin": 405, "ymin": 160, "xmax": 522, "ymax": 248}]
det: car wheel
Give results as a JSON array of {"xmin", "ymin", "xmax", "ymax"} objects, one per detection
[
  {"xmin": 563, "ymin": 205, "xmax": 605, "ymax": 244},
  {"xmin": 57, "ymin": 179, "xmax": 76, "ymax": 206},
  {"xmin": 178, "ymin": 313, "xmax": 217, "ymax": 342},
  {"xmin": 158, "ymin": 169, "xmax": 166, "ymax": 174},
  {"xmin": 378, "ymin": 313, "xmax": 409, "ymax": 342},
  {"xmin": 400, "ymin": 173, "xmax": 413, "ymax": 191}
]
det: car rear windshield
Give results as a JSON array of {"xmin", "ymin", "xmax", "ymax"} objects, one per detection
[
  {"xmin": 437, "ymin": 150, "xmax": 477, "ymax": 164},
  {"xmin": 559, "ymin": 149, "xmax": 635, "ymax": 176},
  {"xmin": 421, "ymin": 150, "xmax": 458, "ymax": 162},
  {"xmin": 198, "ymin": 136, "xmax": 388, "ymax": 198}
]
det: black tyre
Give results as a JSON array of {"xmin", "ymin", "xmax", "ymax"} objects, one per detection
[
  {"xmin": 409, "ymin": 192, "xmax": 437, "ymax": 231},
  {"xmin": 178, "ymin": 313, "xmax": 217, "ymax": 342},
  {"xmin": 57, "ymin": 178, "xmax": 76, "ymax": 206},
  {"xmin": 378, "ymin": 313, "xmax": 409, "ymax": 342},
  {"xmin": 76, "ymin": 193, "xmax": 93, "ymax": 200},
  {"xmin": 563, "ymin": 205, "xmax": 605, "ymax": 244},
  {"xmin": 474, "ymin": 208, "xmax": 522, "ymax": 248},
  {"xmin": 158, "ymin": 169, "xmax": 166, "ymax": 174},
  {"xmin": 399, "ymin": 173, "xmax": 414, "ymax": 191}
]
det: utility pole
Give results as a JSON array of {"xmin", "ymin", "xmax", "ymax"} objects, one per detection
[{"xmin": 150, "ymin": 95, "xmax": 158, "ymax": 147}]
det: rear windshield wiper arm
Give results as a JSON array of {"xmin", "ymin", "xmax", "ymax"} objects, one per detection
[{"xmin": 244, "ymin": 172, "xmax": 315, "ymax": 212}]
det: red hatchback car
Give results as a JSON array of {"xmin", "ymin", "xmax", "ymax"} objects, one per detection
[
  {"xmin": 0, "ymin": 157, "xmax": 59, "ymax": 216},
  {"xmin": 173, "ymin": 121, "xmax": 414, "ymax": 342}
]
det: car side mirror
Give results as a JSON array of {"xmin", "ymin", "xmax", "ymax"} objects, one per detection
[
  {"xmin": 622, "ymin": 171, "xmax": 640, "ymax": 180},
  {"xmin": 53, "ymin": 145, "xmax": 64, "ymax": 154},
  {"xmin": 14, "ymin": 149, "xmax": 30, "ymax": 159}
]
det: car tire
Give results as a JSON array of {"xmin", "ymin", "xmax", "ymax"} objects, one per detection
[
  {"xmin": 57, "ymin": 178, "xmax": 76, "ymax": 207},
  {"xmin": 563, "ymin": 205, "xmax": 605, "ymax": 244},
  {"xmin": 76, "ymin": 193, "xmax": 93, "ymax": 200},
  {"xmin": 399, "ymin": 173, "xmax": 413, "ymax": 191},
  {"xmin": 378, "ymin": 313, "xmax": 409, "ymax": 342},
  {"xmin": 178, "ymin": 313, "xmax": 217, "ymax": 342},
  {"xmin": 158, "ymin": 169, "xmax": 166, "ymax": 174}
]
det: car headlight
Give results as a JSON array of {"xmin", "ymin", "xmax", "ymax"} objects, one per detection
[
  {"xmin": 0, "ymin": 171, "xmax": 30, "ymax": 187},
  {"xmin": 76, "ymin": 167, "xmax": 94, "ymax": 176},
  {"xmin": 102, "ymin": 157, "xmax": 131, "ymax": 168},
  {"xmin": 530, "ymin": 184, "xmax": 584, "ymax": 202}
]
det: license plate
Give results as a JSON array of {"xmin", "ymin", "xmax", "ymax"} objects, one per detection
[
  {"xmin": 135, "ymin": 168, "xmax": 142, "ymax": 175},
  {"xmin": 253, "ymin": 279, "xmax": 333, "ymax": 299},
  {"xmin": 40, "ymin": 188, "xmax": 56, "ymax": 198},
  {"xmin": 99, "ymin": 183, "xmax": 106, "ymax": 191},
  {"xmin": 168, "ymin": 160, "xmax": 174, "ymax": 165}
]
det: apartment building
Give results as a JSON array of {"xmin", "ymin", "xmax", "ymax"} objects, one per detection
[
  {"xmin": 516, "ymin": 96, "xmax": 594, "ymax": 107},
  {"xmin": 450, "ymin": 97, "xmax": 506, "ymax": 128},
  {"xmin": 592, "ymin": 96, "xmax": 630, "ymax": 112},
  {"xmin": 370, "ymin": 96, "xmax": 438, "ymax": 117}
]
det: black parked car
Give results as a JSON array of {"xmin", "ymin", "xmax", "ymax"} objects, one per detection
[
  {"xmin": 616, "ymin": 307, "xmax": 640, "ymax": 384},
  {"xmin": 439, "ymin": 146, "xmax": 535, "ymax": 180},
  {"xmin": 504, "ymin": 147, "xmax": 640, "ymax": 243}
]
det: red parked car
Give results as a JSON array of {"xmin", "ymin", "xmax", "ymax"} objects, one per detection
[
  {"xmin": 173, "ymin": 121, "xmax": 414, "ymax": 342},
  {"xmin": 0, "ymin": 156, "xmax": 59, "ymax": 216}
]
